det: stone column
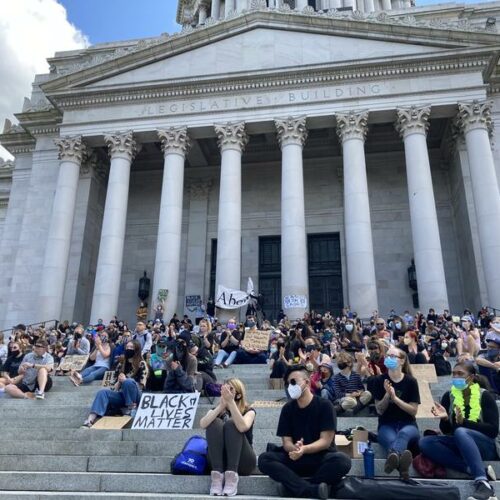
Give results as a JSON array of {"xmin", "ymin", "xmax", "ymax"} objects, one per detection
[
  {"xmin": 275, "ymin": 117, "xmax": 309, "ymax": 319},
  {"xmin": 198, "ymin": 4, "xmax": 208, "ymax": 24},
  {"xmin": 225, "ymin": 0, "xmax": 235, "ymax": 16},
  {"xmin": 365, "ymin": 0, "xmax": 376, "ymax": 12},
  {"xmin": 90, "ymin": 131, "xmax": 137, "ymax": 323},
  {"xmin": 382, "ymin": 0, "xmax": 392, "ymax": 9},
  {"xmin": 37, "ymin": 136, "xmax": 87, "ymax": 321},
  {"xmin": 336, "ymin": 111, "xmax": 378, "ymax": 317},
  {"xmin": 214, "ymin": 122, "xmax": 248, "ymax": 320},
  {"xmin": 296, "ymin": 0, "xmax": 308, "ymax": 10},
  {"xmin": 457, "ymin": 100, "xmax": 500, "ymax": 308},
  {"xmin": 396, "ymin": 106, "xmax": 449, "ymax": 312},
  {"xmin": 152, "ymin": 127, "xmax": 191, "ymax": 322},
  {"xmin": 211, "ymin": 0, "xmax": 221, "ymax": 19}
]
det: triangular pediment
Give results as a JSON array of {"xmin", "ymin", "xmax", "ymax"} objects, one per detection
[{"xmin": 42, "ymin": 9, "xmax": 500, "ymax": 96}]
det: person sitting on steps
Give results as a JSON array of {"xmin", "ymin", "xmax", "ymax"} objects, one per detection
[{"xmin": 258, "ymin": 365, "xmax": 351, "ymax": 499}]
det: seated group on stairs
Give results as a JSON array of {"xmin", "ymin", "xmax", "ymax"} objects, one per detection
[{"xmin": 0, "ymin": 306, "xmax": 499, "ymax": 499}]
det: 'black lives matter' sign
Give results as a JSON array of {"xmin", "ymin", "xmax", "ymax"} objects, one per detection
[{"xmin": 132, "ymin": 393, "xmax": 200, "ymax": 430}]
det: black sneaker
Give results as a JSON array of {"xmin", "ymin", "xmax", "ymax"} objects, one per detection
[
  {"xmin": 277, "ymin": 483, "xmax": 294, "ymax": 497},
  {"xmin": 467, "ymin": 480, "xmax": 497, "ymax": 500},
  {"xmin": 317, "ymin": 483, "xmax": 330, "ymax": 500}
]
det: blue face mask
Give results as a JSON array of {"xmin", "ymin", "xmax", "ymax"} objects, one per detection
[
  {"xmin": 452, "ymin": 378, "xmax": 468, "ymax": 391},
  {"xmin": 384, "ymin": 357, "xmax": 399, "ymax": 370}
]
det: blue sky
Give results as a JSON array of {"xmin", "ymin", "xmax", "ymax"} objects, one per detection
[{"xmin": 58, "ymin": 0, "xmax": 180, "ymax": 44}]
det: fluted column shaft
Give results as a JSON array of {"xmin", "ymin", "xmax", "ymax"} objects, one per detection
[
  {"xmin": 214, "ymin": 123, "xmax": 248, "ymax": 320},
  {"xmin": 211, "ymin": 0, "xmax": 221, "ymax": 18},
  {"xmin": 296, "ymin": 0, "xmax": 309, "ymax": 9},
  {"xmin": 276, "ymin": 117, "xmax": 309, "ymax": 319},
  {"xmin": 337, "ymin": 111, "xmax": 378, "ymax": 317},
  {"xmin": 225, "ymin": 0, "xmax": 235, "ymax": 17},
  {"xmin": 37, "ymin": 136, "xmax": 86, "ymax": 321},
  {"xmin": 396, "ymin": 106, "xmax": 449, "ymax": 312},
  {"xmin": 458, "ymin": 101, "xmax": 500, "ymax": 308},
  {"xmin": 90, "ymin": 131, "xmax": 137, "ymax": 323},
  {"xmin": 152, "ymin": 127, "xmax": 190, "ymax": 321}
]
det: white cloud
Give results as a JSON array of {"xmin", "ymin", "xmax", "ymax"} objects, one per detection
[{"xmin": 0, "ymin": 0, "xmax": 89, "ymax": 159}]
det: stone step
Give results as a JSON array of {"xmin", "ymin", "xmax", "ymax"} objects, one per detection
[
  {"xmin": 0, "ymin": 472, "xmax": 482, "ymax": 498},
  {"xmin": 0, "ymin": 494, "xmax": 298, "ymax": 500},
  {"xmin": 1, "ymin": 453, "xmax": 498, "ymax": 477}
]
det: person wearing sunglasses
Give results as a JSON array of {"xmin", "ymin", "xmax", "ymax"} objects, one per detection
[
  {"xmin": 200, "ymin": 378, "xmax": 256, "ymax": 497},
  {"xmin": 419, "ymin": 362, "xmax": 498, "ymax": 500},
  {"xmin": 258, "ymin": 365, "xmax": 351, "ymax": 499},
  {"xmin": 371, "ymin": 346, "xmax": 420, "ymax": 480},
  {"xmin": 4, "ymin": 339, "xmax": 54, "ymax": 399}
]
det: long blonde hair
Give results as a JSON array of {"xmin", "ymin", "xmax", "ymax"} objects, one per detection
[{"xmin": 225, "ymin": 377, "xmax": 250, "ymax": 414}]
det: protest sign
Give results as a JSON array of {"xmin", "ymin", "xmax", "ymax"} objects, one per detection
[
  {"xmin": 216, "ymin": 285, "xmax": 251, "ymax": 310},
  {"xmin": 283, "ymin": 295, "xmax": 308, "ymax": 309},
  {"xmin": 410, "ymin": 364, "xmax": 438, "ymax": 418},
  {"xmin": 185, "ymin": 294, "xmax": 204, "ymax": 317},
  {"xmin": 59, "ymin": 355, "xmax": 89, "ymax": 372},
  {"xmin": 242, "ymin": 330, "xmax": 270, "ymax": 352},
  {"xmin": 92, "ymin": 416, "xmax": 131, "ymax": 430},
  {"xmin": 132, "ymin": 392, "xmax": 200, "ymax": 430},
  {"xmin": 102, "ymin": 371, "xmax": 117, "ymax": 388}
]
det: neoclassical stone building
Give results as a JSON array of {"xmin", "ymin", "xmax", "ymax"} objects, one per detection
[{"xmin": 1, "ymin": 0, "xmax": 500, "ymax": 327}]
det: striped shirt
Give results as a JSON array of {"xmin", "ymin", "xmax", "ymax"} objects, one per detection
[{"xmin": 332, "ymin": 370, "xmax": 365, "ymax": 400}]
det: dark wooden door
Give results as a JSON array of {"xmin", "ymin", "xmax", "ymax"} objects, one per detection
[{"xmin": 259, "ymin": 236, "xmax": 281, "ymax": 322}]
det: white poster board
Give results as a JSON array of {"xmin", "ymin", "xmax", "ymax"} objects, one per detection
[
  {"xmin": 132, "ymin": 393, "xmax": 200, "ymax": 430},
  {"xmin": 283, "ymin": 295, "xmax": 308, "ymax": 309}
]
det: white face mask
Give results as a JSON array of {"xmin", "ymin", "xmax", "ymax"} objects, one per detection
[
  {"xmin": 395, "ymin": 322, "xmax": 402, "ymax": 330},
  {"xmin": 287, "ymin": 382, "xmax": 303, "ymax": 400},
  {"xmin": 345, "ymin": 324, "xmax": 353, "ymax": 332},
  {"xmin": 403, "ymin": 338, "xmax": 412, "ymax": 345}
]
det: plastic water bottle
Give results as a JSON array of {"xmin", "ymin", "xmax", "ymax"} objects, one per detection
[
  {"xmin": 130, "ymin": 403, "xmax": 137, "ymax": 419},
  {"xmin": 363, "ymin": 441, "xmax": 375, "ymax": 479}
]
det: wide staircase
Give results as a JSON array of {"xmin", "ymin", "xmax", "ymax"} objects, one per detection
[{"xmin": 0, "ymin": 363, "xmax": 498, "ymax": 499}]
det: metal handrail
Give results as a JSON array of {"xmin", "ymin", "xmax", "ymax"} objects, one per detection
[{"xmin": 0, "ymin": 319, "xmax": 59, "ymax": 338}]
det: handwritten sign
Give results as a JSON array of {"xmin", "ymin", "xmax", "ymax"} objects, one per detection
[
  {"xmin": 242, "ymin": 330, "xmax": 270, "ymax": 352},
  {"xmin": 132, "ymin": 393, "xmax": 200, "ymax": 430},
  {"xmin": 216, "ymin": 285, "xmax": 250, "ymax": 310},
  {"xmin": 283, "ymin": 295, "xmax": 308, "ymax": 309},
  {"xmin": 102, "ymin": 371, "xmax": 117, "ymax": 388},
  {"xmin": 59, "ymin": 355, "xmax": 88, "ymax": 372}
]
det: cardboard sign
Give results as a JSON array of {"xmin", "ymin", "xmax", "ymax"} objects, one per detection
[
  {"xmin": 283, "ymin": 295, "xmax": 307, "ymax": 309},
  {"xmin": 91, "ymin": 416, "xmax": 131, "ymax": 430},
  {"xmin": 132, "ymin": 392, "xmax": 200, "ymax": 430},
  {"xmin": 242, "ymin": 330, "xmax": 270, "ymax": 352},
  {"xmin": 59, "ymin": 355, "xmax": 89, "ymax": 372},
  {"xmin": 410, "ymin": 364, "xmax": 438, "ymax": 383},
  {"xmin": 102, "ymin": 371, "xmax": 117, "ymax": 388}
]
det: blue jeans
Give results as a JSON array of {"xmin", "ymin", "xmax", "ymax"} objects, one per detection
[
  {"xmin": 80, "ymin": 365, "xmax": 109, "ymax": 384},
  {"xmin": 234, "ymin": 349, "xmax": 267, "ymax": 364},
  {"xmin": 378, "ymin": 422, "xmax": 420, "ymax": 454},
  {"xmin": 419, "ymin": 427, "xmax": 497, "ymax": 480},
  {"xmin": 214, "ymin": 350, "xmax": 237, "ymax": 367},
  {"xmin": 90, "ymin": 379, "xmax": 141, "ymax": 416}
]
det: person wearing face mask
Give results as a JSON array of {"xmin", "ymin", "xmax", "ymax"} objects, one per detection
[
  {"xmin": 69, "ymin": 332, "xmax": 111, "ymax": 386},
  {"xmin": 81, "ymin": 340, "xmax": 148, "ymax": 428},
  {"xmin": 371, "ymin": 346, "xmax": 420, "ymax": 480},
  {"xmin": 420, "ymin": 362, "xmax": 498, "ymax": 500},
  {"xmin": 332, "ymin": 352, "xmax": 372, "ymax": 413},
  {"xmin": 398, "ymin": 329, "xmax": 429, "ymax": 365},
  {"xmin": 163, "ymin": 332, "xmax": 200, "ymax": 393},
  {"xmin": 234, "ymin": 323, "xmax": 268, "ymax": 365},
  {"xmin": 258, "ymin": 365, "xmax": 351, "ymax": 499},
  {"xmin": 357, "ymin": 340, "xmax": 388, "ymax": 380},
  {"xmin": 201, "ymin": 378, "xmax": 256, "ymax": 497},
  {"xmin": 299, "ymin": 338, "xmax": 331, "ymax": 372},
  {"xmin": 269, "ymin": 339, "xmax": 293, "ymax": 389},
  {"xmin": 476, "ymin": 330, "xmax": 500, "ymax": 394},
  {"xmin": 0, "ymin": 342, "xmax": 25, "ymax": 391},
  {"xmin": 146, "ymin": 336, "xmax": 169, "ymax": 390},
  {"xmin": 454, "ymin": 316, "xmax": 481, "ymax": 358},
  {"xmin": 214, "ymin": 319, "xmax": 241, "ymax": 368},
  {"xmin": 314, "ymin": 362, "xmax": 336, "ymax": 402},
  {"xmin": 339, "ymin": 320, "xmax": 363, "ymax": 353},
  {"xmin": 374, "ymin": 319, "xmax": 391, "ymax": 344}
]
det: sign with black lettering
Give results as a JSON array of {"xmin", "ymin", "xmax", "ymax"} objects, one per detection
[
  {"xmin": 216, "ymin": 285, "xmax": 251, "ymax": 310},
  {"xmin": 131, "ymin": 392, "xmax": 200, "ymax": 430}
]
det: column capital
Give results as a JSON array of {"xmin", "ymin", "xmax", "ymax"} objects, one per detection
[
  {"xmin": 336, "ymin": 110, "xmax": 369, "ymax": 143},
  {"xmin": 275, "ymin": 116, "xmax": 308, "ymax": 148},
  {"xmin": 214, "ymin": 122, "xmax": 248, "ymax": 152},
  {"xmin": 104, "ymin": 131, "xmax": 138, "ymax": 161},
  {"xmin": 54, "ymin": 135, "xmax": 87, "ymax": 164},
  {"xmin": 395, "ymin": 106, "xmax": 430, "ymax": 139},
  {"xmin": 158, "ymin": 126, "xmax": 191, "ymax": 157},
  {"xmin": 457, "ymin": 100, "xmax": 494, "ymax": 135}
]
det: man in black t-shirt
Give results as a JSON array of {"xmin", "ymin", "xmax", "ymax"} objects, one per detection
[{"xmin": 258, "ymin": 366, "xmax": 351, "ymax": 499}]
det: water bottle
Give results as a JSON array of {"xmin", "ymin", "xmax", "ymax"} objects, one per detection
[
  {"xmin": 363, "ymin": 441, "xmax": 375, "ymax": 479},
  {"xmin": 130, "ymin": 403, "xmax": 137, "ymax": 419}
]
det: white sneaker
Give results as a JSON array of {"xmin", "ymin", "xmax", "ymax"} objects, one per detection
[{"xmin": 35, "ymin": 389, "xmax": 45, "ymax": 400}]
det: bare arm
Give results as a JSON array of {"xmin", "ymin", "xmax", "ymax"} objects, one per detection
[
  {"xmin": 375, "ymin": 393, "xmax": 391, "ymax": 415},
  {"xmin": 200, "ymin": 401, "xmax": 226, "ymax": 429},
  {"xmin": 226, "ymin": 400, "xmax": 256, "ymax": 433}
]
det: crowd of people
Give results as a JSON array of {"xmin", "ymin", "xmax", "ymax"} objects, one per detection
[{"xmin": 0, "ymin": 305, "xmax": 499, "ymax": 499}]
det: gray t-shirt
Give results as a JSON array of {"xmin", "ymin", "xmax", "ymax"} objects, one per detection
[{"xmin": 21, "ymin": 352, "xmax": 54, "ymax": 389}]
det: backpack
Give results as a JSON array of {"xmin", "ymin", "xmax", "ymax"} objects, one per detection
[
  {"xmin": 171, "ymin": 435, "xmax": 208, "ymax": 475},
  {"xmin": 412, "ymin": 453, "xmax": 446, "ymax": 479}
]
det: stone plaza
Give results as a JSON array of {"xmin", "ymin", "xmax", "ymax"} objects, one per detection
[{"xmin": 1, "ymin": 0, "xmax": 500, "ymax": 328}]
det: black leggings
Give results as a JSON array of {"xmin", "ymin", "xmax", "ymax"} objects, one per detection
[{"xmin": 206, "ymin": 418, "xmax": 256, "ymax": 475}]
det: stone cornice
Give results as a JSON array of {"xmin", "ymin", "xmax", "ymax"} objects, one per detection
[
  {"xmin": 44, "ymin": 50, "xmax": 492, "ymax": 112},
  {"xmin": 41, "ymin": 8, "xmax": 500, "ymax": 96}
]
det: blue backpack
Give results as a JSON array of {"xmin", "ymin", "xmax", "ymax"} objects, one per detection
[{"xmin": 171, "ymin": 435, "xmax": 208, "ymax": 475}]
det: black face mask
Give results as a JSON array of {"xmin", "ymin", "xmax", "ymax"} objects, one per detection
[
  {"xmin": 369, "ymin": 352, "xmax": 380, "ymax": 362},
  {"xmin": 125, "ymin": 349, "xmax": 135, "ymax": 359},
  {"xmin": 8, "ymin": 349, "xmax": 20, "ymax": 357},
  {"xmin": 305, "ymin": 345, "xmax": 315, "ymax": 353},
  {"xmin": 337, "ymin": 362, "xmax": 350, "ymax": 370},
  {"xmin": 175, "ymin": 345, "xmax": 186, "ymax": 359}
]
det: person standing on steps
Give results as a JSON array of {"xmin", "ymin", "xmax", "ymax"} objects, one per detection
[
  {"xmin": 371, "ymin": 346, "xmax": 420, "ymax": 480},
  {"xmin": 258, "ymin": 365, "xmax": 351, "ymax": 499}
]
